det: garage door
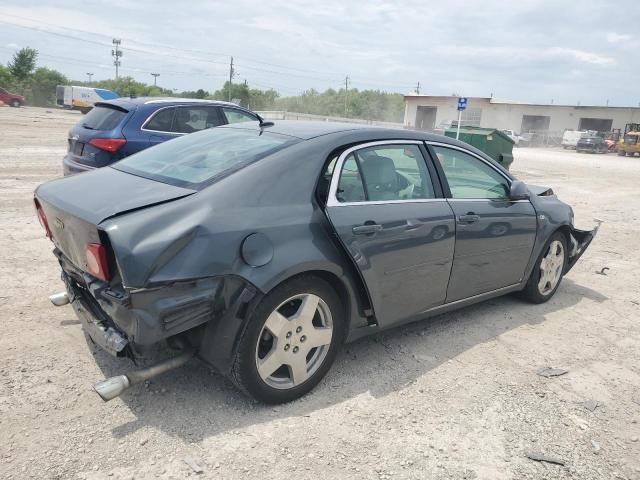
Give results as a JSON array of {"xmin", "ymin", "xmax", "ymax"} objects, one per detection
[{"xmin": 578, "ymin": 118, "xmax": 613, "ymax": 132}]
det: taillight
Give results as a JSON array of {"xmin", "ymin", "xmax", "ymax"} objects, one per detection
[
  {"xmin": 85, "ymin": 243, "xmax": 111, "ymax": 281},
  {"xmin": 34, "ymin": 199, "xmax": 52, "ymax": 240},
  {"xmin": 89, "ymin": 138, "xmax": 126, "ymax": 153}
]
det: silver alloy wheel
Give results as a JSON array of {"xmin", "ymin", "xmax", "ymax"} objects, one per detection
[
  {"xmin": 255, "ymin": 293, "xmax": 333, "ymax": 389},
  {"xmin": 538, "ymin": 240, "xmax": 565, "ymax": 295}
]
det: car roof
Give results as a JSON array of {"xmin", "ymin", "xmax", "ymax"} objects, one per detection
[
  {"xmin": 222, "ymin": 120, "xmax": 453, "ymax": 142},
  {"xmin": 97, "ymin": 97, "xmax": 240, "ymax": 109}
]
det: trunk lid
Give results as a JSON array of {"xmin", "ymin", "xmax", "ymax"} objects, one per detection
[{"xmin": 35, "ymin": 167, "xmax": 195, "ymax": 271}]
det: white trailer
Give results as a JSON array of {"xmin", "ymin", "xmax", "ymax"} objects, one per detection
[{"xmin": 55, "ymin": 85, "xmax": 118, "ymax": 113}]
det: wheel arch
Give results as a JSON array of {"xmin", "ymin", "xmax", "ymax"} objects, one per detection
[{"xmin": 259, "ymin": 265, "xmax": 372, "ymax": 337}]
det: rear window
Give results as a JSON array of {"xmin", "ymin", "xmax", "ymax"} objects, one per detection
[
  {"xmin": 82, "ymin": 105, "xmax": 127, "ymax": 131},
  {"xmin": 112, "ymin": 127, "xmax": 299, "ymax": 189}
]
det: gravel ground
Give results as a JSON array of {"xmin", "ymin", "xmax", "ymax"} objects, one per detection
[{"xmin": 1, "ymin": 106, "xmax": 639, "ymax": 480}]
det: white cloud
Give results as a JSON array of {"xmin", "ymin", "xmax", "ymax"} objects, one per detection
[
  {"xmin": 435, "ymin": 45, "xmax": 614, "ymax": 66},
  {"xmin": 6, "ymin": 42, "xmax": 19, "ymax": 49},
  {"xmin": 548, "ymin": 48, "xmax": 615, "ymax": 66},
  {"xmin": 607, "ymin": 32, "xmax": 633, "ymax": 43}
]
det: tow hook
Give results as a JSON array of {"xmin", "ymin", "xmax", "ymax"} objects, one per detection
[
  {"xmin": 49, "ymin": 292, "xmax": 70, "ymax": 306},
  {"xmin": 93, "ymin": 348, "xmax": 195, "ymax": 401}
]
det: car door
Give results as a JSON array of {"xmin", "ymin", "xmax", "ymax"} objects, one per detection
[
  {"xmin": 428, "ymin": 144, "xmax": 537, "ymax": 302},
  {"xmin": 325, "ymin": 141, "xmax": 456, "ymax": 327}
]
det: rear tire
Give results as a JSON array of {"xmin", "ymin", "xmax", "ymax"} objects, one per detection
[
  {"xmin": 618, "ymin": 150, "xmax": 626, "ymax": 156},
  {"xmin": 521, "ymin": 232, "xmax": 567, "ymax": 304},
  {"xmin": 230, "ymin": 275, "xmax": 345, "ymax": 403}
]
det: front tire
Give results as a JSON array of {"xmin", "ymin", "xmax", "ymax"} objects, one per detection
[
  {"xmin": 521, "ymin": 232, "xmax": 567, "ymax": 304},
  {"xmin": 618, "ymin": 150, "xmax": 626, "ymax": 156},
  {"xmin": 230, "ymin": 275, "xmax": 345, "ymax": 403},
  {"xmin": 10, "ymin": 100, "xmax": 21, "ymax": 108}
]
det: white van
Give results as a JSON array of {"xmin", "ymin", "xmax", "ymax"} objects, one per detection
[
  {"xmin": 55, "ymin": 86, "xmax": 118, "ymax": 114},
  {"xmin": 562, "ymin": 130, "xmax": 597, "ymax": 149}
]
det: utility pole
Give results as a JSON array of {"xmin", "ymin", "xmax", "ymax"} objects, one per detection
[
  {"xmin": 151, "ymin": 73, "xmax": 160, "ymax": 87},
  {"xmin": 415, "ymin": 81, "xmax": 420, "ymax": 95},
  {"xmin": 344, "ymin": 75, "xmax": 349, "ymax": 117},
  {"xmin": 86, "ymin": 72, "xmax": 93, "ymax": 84},
  {"xmin": 112, "ymin": 38, "xmax": 122, "ymax": 79},
  {"xmin": 228, "ymin": 56, "xmax": 235, "ymax": 102}
]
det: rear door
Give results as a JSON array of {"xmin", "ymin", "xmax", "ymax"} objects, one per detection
[
  {"xmin": 325, "ymin": 141, "xmax": 455, "ymax": 327},
  {"xmin": 428, "ymin": 143, "xmax": 537, "ymax": 302}
]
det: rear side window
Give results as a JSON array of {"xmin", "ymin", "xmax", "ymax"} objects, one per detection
[
  {"xmin": 222, "ymin": 107, "xmax": 257, "ymax": 124},
  {"xmin": 335, "ymin": 144, "xmax": 435, "ymax": 203},
  {"xmin": 144, "ymin": 108, "xmax": 175, "ymax": 132},
  {"xmin": 112, "ymin": 127, "xmax": 299, "ymax": 188},
  {"xmin": 82, "ymin": 106, "xmax": 127, "ymax": 130}
]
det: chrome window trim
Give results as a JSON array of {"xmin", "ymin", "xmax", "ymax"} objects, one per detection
[
  {"xmin": 327, "ymin": 140, "xmax": 436, "ymax": 207},
  {"xmin": 329, "ymin": 198, "xmax": 448, "ymax": 207}
]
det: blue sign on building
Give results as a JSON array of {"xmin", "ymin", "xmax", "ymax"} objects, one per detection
[{"xmin": 457, "ymin": 97, "xmax": 468, "ymax": 112}]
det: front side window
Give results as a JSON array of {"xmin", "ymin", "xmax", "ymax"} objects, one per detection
[
  {"xmin": 222, "ymin": 108, "xmax": 257, "ymax": 124},
  {"xmin": 432, "ymin": 146, "xmax": 509, "ymax": 200},
  {"xmin": 335, "ymin": 144, "xmax": 435, "ymax": 203}
]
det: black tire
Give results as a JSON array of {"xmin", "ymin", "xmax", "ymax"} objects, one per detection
[
  {"xmin": 10, "ymin": 100, "xmax": 21, "ymax": 108},
  {"xmin": 521, "ymin": 232, "xmax": 568, "ymax": 304},
  {"xmin": 230, "ymin": 275, "xmax": 345, "ymax": 403},
  {"xmin": 618, "ymin": 150, "xmax": 626, "ymax": 156}
]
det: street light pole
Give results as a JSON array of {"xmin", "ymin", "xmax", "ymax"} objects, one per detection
[
  {"xmin": 151, "ymin": 73, "xmax": 160, "ymax": 87},
  {"xmin": 86, "ymin": 72, "xmax": 93, "ymax": 84}
]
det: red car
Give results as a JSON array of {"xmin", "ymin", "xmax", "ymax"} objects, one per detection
[{"xmin": 0, "ymin": 87, "xmax": 25, "ymax": 107}]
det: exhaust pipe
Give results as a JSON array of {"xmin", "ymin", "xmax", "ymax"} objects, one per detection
[
  {"xmin": 93, "ymin": 348, "xmax": 195, "ymax": 402},
  {"xmin": 49, "ymin": 292, "xmax": 70, "ymax": 306}
]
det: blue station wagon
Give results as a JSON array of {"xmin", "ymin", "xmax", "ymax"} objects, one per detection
[{"xmin": 63, "ymin": 97, "xmax": 259, "ymax": 175}]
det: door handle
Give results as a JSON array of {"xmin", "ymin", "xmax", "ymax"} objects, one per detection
[
  {"xmin": 352, "ymin": 224, "xmax": 383, "ymax": 235},
  {"xmin": 457, "ymin": 214, "xmax": 480, "ymax": 224}
]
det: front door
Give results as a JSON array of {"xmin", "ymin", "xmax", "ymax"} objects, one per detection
[
  {"xmin": 429, "ymin": 145, "xmax": 537, "ymax": 302},
  {"xmin": 325, "ymin": 141, "xmax": 455, "ymax": 327}
]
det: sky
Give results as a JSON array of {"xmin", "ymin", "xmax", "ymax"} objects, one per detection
[{"xmin": 0, "ymin": 0, "xmax": 639, "ymax": 105}]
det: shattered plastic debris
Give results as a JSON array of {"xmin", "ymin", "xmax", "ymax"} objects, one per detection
[
  {"xmin": 537, "ymin": 367, "xmax": 569, "ymax": 378},
  {"xmin": 579, "ymin": 400, "xmax": 602, "ymax": 412},
  {"xmin": 525, "ymin": 451, "xmax": 566, "ymax": 466}
]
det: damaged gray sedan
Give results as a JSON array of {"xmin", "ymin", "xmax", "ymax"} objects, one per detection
[{"xmin": 35, "ymin": 121, "xmax": 597, "ymax": 404}]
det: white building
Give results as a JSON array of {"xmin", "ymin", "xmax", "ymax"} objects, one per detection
[{"xmin": 404, "ymin": 95, "xmax": 640, "ymax": 134}]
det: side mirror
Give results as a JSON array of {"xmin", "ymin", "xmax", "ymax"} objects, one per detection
[{"xmin": 509, "ymin": 180, "xmax": 530, "ymax": 200}]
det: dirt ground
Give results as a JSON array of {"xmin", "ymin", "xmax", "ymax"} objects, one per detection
[{"xmin": 1, "ymin": 106, "xmax": 639, "ymax": 480}]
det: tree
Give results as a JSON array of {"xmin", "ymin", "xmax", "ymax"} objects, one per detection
[
  {"xmin": 30, "ymin": 67, "xmax": 67, "ymax": 106},
  {"xmin": 0, "ymin": 65, "xmax": 14, "ymax": 89},
  {"xmin": 210, "ymin": 81, "xmax": 250, "ymax": 107},
  {"xmin": 8, "ymin": 47, "xmax": 38, "ymax": 82}
]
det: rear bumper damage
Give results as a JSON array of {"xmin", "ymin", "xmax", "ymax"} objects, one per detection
[
  {"xmin": 53, "ymin": 248, "xmax": 262, "ymax": 372},
  {"xmin": 566, "ymin": 224, "xmax": 599, "ymax": 273}
]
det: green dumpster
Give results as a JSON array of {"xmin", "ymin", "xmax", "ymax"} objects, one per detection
[{"xmin": 444, "ymin": 126, "xmax": 514, "ymax": 170}]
